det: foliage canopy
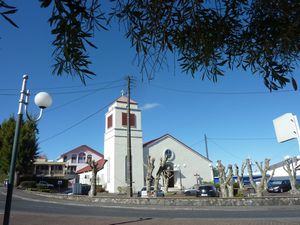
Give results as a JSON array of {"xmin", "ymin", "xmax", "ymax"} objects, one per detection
[
  {"xmin": 0, "ymin": 116, "xmax": 39, "ymax": 179},
  {"xmin": 1, "ymin": 0, "xmax": 300, "ymax": 90}
]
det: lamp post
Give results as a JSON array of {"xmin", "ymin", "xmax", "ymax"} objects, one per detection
[
  {"xmin": 174, "ymin": 164, "xmax": 186, "ymax": 191},
  {"xmin": 3, "ymin": 75, "xmax": 52, "ymax": 225}
]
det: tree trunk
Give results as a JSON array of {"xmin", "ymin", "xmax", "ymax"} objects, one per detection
[
  {"xmin": 225, "ymin": 164, "xmax": 234, "ymax": 197},
  {"xmin": 217, "ymin": 160, "xmax": 227, "ymax": 198},
  {"xmin": 234, "ymin": 163, "xmax": 245, "ymax": 196},
  {"xmin": 283, "ymin": 158, "xmax": 300, "ymax": 194},
  {"xmin": 88, "ymin": 160, "xmax": 98, "ymax": 197},
  {"xmin": 146, "ymin": 156, "xmax": 155, "ymax": 196}
]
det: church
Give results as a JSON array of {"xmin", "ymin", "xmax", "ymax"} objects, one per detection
[{"xmin": 100, "ymin": 95, "xmax": 214, "ymax": 193}]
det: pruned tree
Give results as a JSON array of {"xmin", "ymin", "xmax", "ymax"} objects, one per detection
[
  {"xmin": 2, "ymin": 1, "xmax": 300, "ymax": 90},
  {"xmin": 146, "ymin": 156, "xmax": 155, "ymax": 197},
  {"xmin": 162, "ymin": 166, "xmax": 174, "ymax": 193},
  {"xmin": 234, "ymin": 162, "xmax": 246, "ymax": 196},
  {"xmin": 87, "ymin": 159, "xmax": 107, "ymax": 197},
  {"xmin": 217, "ymin": 160, "xmax": 227, "ymax": 197},
  {"xmin": 225, "ymin": 164, "xmax": 234, "ymax": 198},
  {"xmin": 154, "ymin": 157, "xmax": 165, "ymax": 197},
  {"xmin": 246, "ymin": 158, "xmax": 274, "ymax": 197},
  {"xmin": 283, "ymin": 156, "xmax": 300, "ymax": 194}
]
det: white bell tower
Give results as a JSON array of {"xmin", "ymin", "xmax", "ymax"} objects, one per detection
[{"xmin": 103, "ymin": 96, "xmax": 144, "ymax": 193}]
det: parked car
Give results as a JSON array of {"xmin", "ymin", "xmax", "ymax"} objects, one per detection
[
  {"xmin": 267, "ymin": 180, "xmax": 291, "ymax": 193},
  {"xmin": 137, "ymin": 186, "xmax": 164, "ymax": 197},
  {"xmin": 81, "ymin": 184, "xmax": 91, "ymax": 195},
  {"xmin": 183, "ymin": 188, "xmax": 198, "ymax": 196},
  {"xmin": 196, "ymin": 185, "xmax": 219, "ymax": 197},
  {"xmin": 63, "ymin": 188, "xmax": 73, "ymax": 195},
  {"xmin": 36, "ymin": 181, "xmax": 54, "ymax": 189}
]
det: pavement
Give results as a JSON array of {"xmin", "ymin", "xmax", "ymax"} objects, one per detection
[{"xmin": 1, "ymin": 187, "xmax": 300, "ymax": 225}]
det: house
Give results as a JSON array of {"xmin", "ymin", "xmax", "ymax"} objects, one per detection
[
  {"xmin": 76, "ymin": 158, "xmax": 107, "ymax": 185},
  {"xmin": 57, "ymin": 145, "xmax": 104, "ymax": 178},
  {"xmin": 33, "ymin": 156, "xmax": 65, "ymax": 178},
  {"xmin": 100, "ymin": 95, "xmax": 214, "ymax": 193}
]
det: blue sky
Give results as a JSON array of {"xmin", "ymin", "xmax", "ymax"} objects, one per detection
[{"xmin": 1, "ymin": 1, "xmax": 300, "ymax": 167}]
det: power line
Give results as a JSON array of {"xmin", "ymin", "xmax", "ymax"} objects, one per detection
[
  {"xmin": 208, "ymin": 137, "xmax": 276, "ymax": 141},
  {"xmin": 40, "ymin": 102, "xmax": 112, "ymax": 144},
  {"xmin": 209, "ymin": 139, "xmax": 244, "ymax": 161},
  {"xmin": 151, "ymin": 84, "xmax": 295, "ymax": 95},
  {"xmin": 47, "ymin": 84, "xmax": 125, "ymax": 112},
  {"xmin": 0, "ymin": 79, "xmax": 125, "ymax": 94}
]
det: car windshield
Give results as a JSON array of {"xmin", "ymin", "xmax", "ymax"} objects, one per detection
[
  {"xmin": 199, "ymin": 186, "xmax": 214, "ymax": 190},
  {"xmin": 269, "ymin": 181, "xmax": 283, "ymax": 185}
]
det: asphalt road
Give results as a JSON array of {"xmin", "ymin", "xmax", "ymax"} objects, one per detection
[{"xmin": 1, "ymin": 188, "xmax": 300, "ymax": 225}]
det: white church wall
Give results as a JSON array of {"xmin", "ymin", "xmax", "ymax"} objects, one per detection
[{"xmin": 145, "ymin": 135, "xmax": 213, "ymax": 190}]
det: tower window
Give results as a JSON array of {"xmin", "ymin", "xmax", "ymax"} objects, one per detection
[
  {"xmin": 122, "ymin": 113, "xmax": 136, "ymax": 127},
  {"xmin": 107, "ymin": 114, "xmax": 113, "ymax": 129}
]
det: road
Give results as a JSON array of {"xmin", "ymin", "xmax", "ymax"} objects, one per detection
[{"xmin": 0, "ymin": 188, "xmax": 300, "ymax": 225}]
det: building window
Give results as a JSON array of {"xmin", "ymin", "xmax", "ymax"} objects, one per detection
[
  {"xmin": 63, "ymin": 156, "xmax": 67, "ymax": 162},
  {"xmin": 87, "ymin": 154, "xmax": 92, "ymax": 163},
  {"xmin": 122, "ymin": 112, "xmax": 136, "ymax": 127},
  {"xmin": 71, "ymin": 154, "xmax": 77, "ymax": 163},
  {"xmin": 107, "ymin": 114, "xmax": 113, "ymax": 129},
  {"xmin": 78, "ymin": 152, "xmax": 86, "ymax": 163},
  {"xmin": 164, "ymin": 149, "xmax": 175, "ymax": 161},
  {"xmin": 67, "ymin": 166, "xmax": 76, "ymax": 174}
]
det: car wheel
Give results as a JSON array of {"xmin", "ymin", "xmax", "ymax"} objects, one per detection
[{"xmin": 280, "ymin": 188, "xmax": 283, "ymax": 193}]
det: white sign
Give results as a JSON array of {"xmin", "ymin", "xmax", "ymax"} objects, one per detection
[{"xmin": 273, "ymin": 113, "xmax": 299, "ymax": 143}]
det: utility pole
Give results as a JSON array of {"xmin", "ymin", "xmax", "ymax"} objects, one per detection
[
  {"xmin": 126, "ymin": 76, "xmax": 133, "ymax": 197},
  {"xmin": 204, "ymin": 134, "xmax": 209, "ymax": 160}
]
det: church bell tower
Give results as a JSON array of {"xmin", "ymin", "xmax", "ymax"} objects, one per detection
[{"xmin": 103, "ymin": 95, "xmax": 144, "ymax": 193}]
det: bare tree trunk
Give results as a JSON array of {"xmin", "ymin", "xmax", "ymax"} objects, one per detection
[
  {"xmin": 88, "ymin": 160, "xmax": 98, "ymax": 197},
  {"xmin": 217, "ymin": 160, "xmax": 227, "ymax": 198},
  {"xmin": 225, "ymin": 164, "xmax": 234, "ymax": 197},
  {"xmin": 246, "ymin": 158, "xmax": 271, "ymax": 197},
  {"xmin": 283, "ymin": 157, "xmax": 300, "ymax": 194},
  {"xmin": 146, "ymin": 156, "xmax": 155, "ymax": 197},
  {"xmin": 235, "ymin": 163, "xmax": 246, "ymax": 196},
  {"xmin": 163, "ymin": 166, "xmax": 174, "ymax": 193},
  {"xmin": 154, "ymin": 157, "xmax": 166, "ymax": 197}
]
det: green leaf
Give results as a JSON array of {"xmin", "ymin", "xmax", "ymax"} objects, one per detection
[
  {"xmin": 84, "ymin": 39, "xmax": 97, "ymax": 49},
  {"xmin": 292, "ymin": 77, "xmax": 298, "ymax": 91},
  {"xmin": 39, "ymin": 0, "xmax": 52, "ymax": 8},
  {"xmin": 81, "ymin": 69, "xmax": 96, "ymax": 75},
  {"xmin": 2, "ymin": 9, "xmax": 17, "ymax": 15},
  {"xmin": 1, "ymin": 14, "xmax": 18, "ymax": 28}
]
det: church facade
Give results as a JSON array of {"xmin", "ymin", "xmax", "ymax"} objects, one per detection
[{"xmin": 101, "ymin": 96, "xmax": 213, "ymax": 193}]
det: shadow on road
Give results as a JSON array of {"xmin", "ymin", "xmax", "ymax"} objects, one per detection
[{"xmin": 110, "ymin": 217, "xmax": 152, "ymax": 225}]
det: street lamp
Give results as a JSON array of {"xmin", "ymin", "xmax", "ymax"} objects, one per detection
[
  {"xmin": 174, "ymin": 164, "xmax": 186, "ymax": 191},
  {"xmin": 3, "ymin": 75, "xmax": 52, "ymax": 225}
]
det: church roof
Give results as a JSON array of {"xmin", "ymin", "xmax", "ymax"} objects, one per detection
[
  {"xmin": 76, "ymin": 158, "xmax": 107, "ymax": 174},
  {"xmin": 115, "ymin": 95, "xmax": 137, "ymax": 105},
  {"xmin": 59, "ymin": 145, "xmax": 103, "ymax": 158},
  {"xmin": 143, "ymin": 133, "xmax": 212, "ymax": 162}
]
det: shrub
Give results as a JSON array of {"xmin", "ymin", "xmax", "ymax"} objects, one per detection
[
  {"xmin": 96, "ymin": 185, "xmax": 105, "ymax": 193},
  {"xmin": 18, "ymin": 181, "xmax": 36, "ymax": 189},
  {"xmin": 0, "ymin": 173, "xmax": 8, "ymax": 184},
  {"xmin": 117, "ymin": 186, "xmax": 127, "ymax": 194}
]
